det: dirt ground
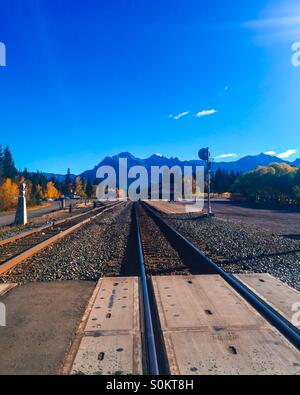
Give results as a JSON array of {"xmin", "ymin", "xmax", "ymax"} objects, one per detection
[
  {"xmin": 148, "ymin": 200, "xmax": 300, "ymax": 237},
  {"xmin": 147, "ymin": 200, "xmax": 203, "ymax": 214},
  {"xmin": 0, "ymin": 281, "xmax": 94, "ymax": 375},
  {"xmin": 212, "ymin": 201, "xmax": 300, "ymax": 237}
]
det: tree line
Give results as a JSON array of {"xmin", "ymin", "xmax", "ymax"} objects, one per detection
[
  {"xmin": 0, "ymin": 146, "xmax": 94, "ymax": 212},
  {"xmin": 233, "ymin": 163, "xmax": 300, "ymax": 207},
  {"xmin": 206, "ymin": 164, "xmax": 300, "ymax": 207},
  {"xmin": 1, "ymin": 145, "xmax": 299, "ymax": 212},
  {"xmin": 211, "ymin": 168, "xmax": 240, "ymax": 194}
]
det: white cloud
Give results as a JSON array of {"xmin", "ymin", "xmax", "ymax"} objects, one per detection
[
  {"xmin": 225, "ymin": 86, "xmax": 229, "ymax": 91},
  {"xmin": 216, "ymin": 153, "xmax": 238, "ymax": 159},
  {"xmin": 196, "ymin": 109, "xmax": 217, "ymax": 118},
  {"xmin": 264, "ymin": 149, "xmax": 298, "ymax": 159},
  {"xmin": 169, "ymin": 111, "xmax": 190, "ymax": 120},
  {"xmin": 277, "ymin": 149, "xmax": 298, "ymax": 159}
]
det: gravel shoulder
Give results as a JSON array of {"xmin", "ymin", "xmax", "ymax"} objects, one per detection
[
  {"xmin": 212, "ymin": 201, "xmax": 300, "ymax": 237},
  {"xmin": 1, "ymin": 202, "xmax": 132, "ymax": 284},
  {"xmin": 165, "ymin": 214, "xmax": 300, "ymax": 291},
  {"xmin": 0, "ymin": 203, "xmax": 94, "ymax": 241}
]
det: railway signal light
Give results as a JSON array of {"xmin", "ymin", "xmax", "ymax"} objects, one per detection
[{"xmin": 198, "ymin": 148, "xmax": 210, "ymax": 162}]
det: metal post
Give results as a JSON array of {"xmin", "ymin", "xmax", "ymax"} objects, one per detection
[
  {"xmin": 207, "ymin": 158, "xmax": 212, "ymax": 216},
  {"xmin": 61, "ymin": 198, "xmax": 66, "ymax": 210},
  {"xmin": 198, "ymin": 147, "xmax": 214, "ymax": 217}
]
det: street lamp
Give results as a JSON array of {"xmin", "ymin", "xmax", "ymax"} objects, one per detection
[{"xmin": 198, "ymin": 147, "xmax": 214, "ymax": 217}]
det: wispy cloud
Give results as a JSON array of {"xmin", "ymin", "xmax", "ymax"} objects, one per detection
[
  {"xmin": 277, "ymin": 149, "xmax": 298, "ymax": 159},
  {"xmin": 169, "ymin": 111, "xmax": 190, "ymax": 120},
  {"xmin": 265, "ymin": 149, "xmax": 298, "ymax": 159},
  {"xmin": 196, "ymin": 109, "xmax": 217, "ymax": 118},
  {"xmin": 169, "ymin": 108, "xmax": 218, "ymax": 120},
  {"xmin": 242, "ymin": 1, "xmax": 300, "ymax": 44},
  {"xmin": 215, "ymin": 153, "xmax": 238, "ymax": 159},
  {"xmin": 243, "ymin": 15, "xmax": 300, "ymax": 29}
]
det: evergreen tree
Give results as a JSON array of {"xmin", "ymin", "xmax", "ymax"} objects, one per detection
[
  {"xmin": 22, "ymin": 168, "xmax": 30, "ymax": 180},
  {"xmin": 0, "ymin": 145, "xmax": 3, "ymax": 179},
  {"xmin": 211, "ymin": 168, "xmax": 239, "ymax": 194},
  {"xmin": 3, "ymin": 146, "xmax": 17, "ymax": 179},
  {"xmin": 85, "ymin": 178, "xmax": 93, "ymax": 198},
  {"xmin": 63, "ymin": 168, "xmax": 73, "ymax": 194}
]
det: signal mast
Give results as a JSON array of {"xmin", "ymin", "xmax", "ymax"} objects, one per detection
[{"xmin": 198, "ymin": 147, "xmax": 214, "ymax": 217}]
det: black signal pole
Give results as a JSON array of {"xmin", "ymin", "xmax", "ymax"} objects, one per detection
[
  {"xmin": 198, "ymin": 147, "xmax": 214, "ymax": 217},
  {"xmin": 207, "ymin": 155, "xmax": 213, "ymax": 216}
]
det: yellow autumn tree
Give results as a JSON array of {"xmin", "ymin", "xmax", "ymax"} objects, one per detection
[
  {"xmin": 45, "ymin": 181, "xmax": 60, "ymax": 200},
  {"xmin": 75, "ymin": 176, "xmax": 86, "ymax": 198},
  {"xmin": 0, "ymin": 178, "xmax": 19, "ymax": 211}
]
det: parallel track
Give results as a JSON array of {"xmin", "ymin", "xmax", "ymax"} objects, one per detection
[{"xmin": 0, "ymin": 202, "xmax": 122, "ymax": 275}]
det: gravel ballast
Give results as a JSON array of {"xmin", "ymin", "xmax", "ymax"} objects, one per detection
[
  {"xmin": 138, "ymin": 205, "xmax": 187, "ymax": 275},
  {"xmin": 0, "ymin": 205, "xmax": 94, "ymax": 241},
  {"xmin": 1, "ymin": 203, "xmax": 132, "ymax": 284},
  {"xmin": 164, "ymin": 214, "xmax": 300, "ymax": 291},
  {"xmin": 2, "ymin": 200, "xmax": 299, "ymax": 291}
]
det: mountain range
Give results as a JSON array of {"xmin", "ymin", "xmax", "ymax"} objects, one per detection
[
  {"xmin": 79, "ymin": 152, "xmax": 300, "ymax": 181},
  {"xmin": 41, "ymin": 152, "xmax": 300, "ymax": 181}
]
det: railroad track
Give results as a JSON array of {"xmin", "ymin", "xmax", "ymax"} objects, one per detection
[
  {"xmin": 0, "ymin": 202, "xmax": 122, "ymax": 276},
  {"xmin": 134, "ymin": 202, "xmax": 300, "ymax": 374},
  {"xmin": 62, "ymin": 201, "xmax": 300, "ymax": 375}
]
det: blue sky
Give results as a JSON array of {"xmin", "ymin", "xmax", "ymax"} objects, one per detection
[{"xmin": 0, "ymin": 0, "xmax": 299, "ymax": 174}]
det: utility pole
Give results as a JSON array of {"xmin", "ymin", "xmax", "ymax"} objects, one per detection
[{"xmin": 198, "ymin": 147, "xmax": 214, "ymax": 217}]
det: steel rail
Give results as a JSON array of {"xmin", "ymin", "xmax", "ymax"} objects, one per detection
[
  {"xmin": 142, "ymin": 202, "xmax": 300, "ymax": 352},
  {"xmin": 0, "ymin": 204, "xmax": 109, "ymax": 248},
  {"xmin": 134, "ymin": 203, "xmax": 160, "ymax": 375},
  {"xmin": 0, "ymin": 201, "xmax": 124, "ymax": 276}
]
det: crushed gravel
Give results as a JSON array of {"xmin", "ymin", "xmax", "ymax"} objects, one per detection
[
  {"xmin": 2, "ymin": 199, "xmax": 299, "ymax": 292},
  {"xmin": 164, "ymin": 214, "xmax": 300, "ymax": 291},
  {"xmin": 1, "ymin": 203, "xmax": 132, "ymax": 284},
  {"xmin": 138, "ymin": 205, "xmax": 187, "ymax": 275},
  {"xmin": 0, "ymin": 205, "xmax": 94, "ymax": 241}
]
